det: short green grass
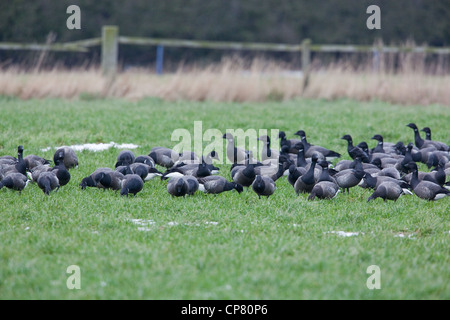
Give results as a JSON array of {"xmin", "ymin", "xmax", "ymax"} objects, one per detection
[{"xmin": 0, "ymin": 96, "xmax": 449, "ymax": 300}]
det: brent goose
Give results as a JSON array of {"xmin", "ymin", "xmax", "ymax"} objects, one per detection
[
  {"xmin": 120, "ymin": 174, "xmax": 144, "ymax": 197},
  {"xmin": 252, "ymin": 175, "xmax": 276, "ymax": 199},
  {"xmin": 294, "ymin": 154, "xmax": 319, "ymax": 194},
  {"xmin": 53, "ymin": 147, "xmax": 78, "ymax": 169},
  {"xmin": 197, "ymin": 176, "xmax": 243, "ymax": 195},
  {"xmin": 333, "ymin": 157, "xmax": 365, "ymax": 193},
  {"xmin": 406, "ymin": 123, "xmax": 449, "ymax": 151},
  {"xmin": 149, "ymin": 147, "xmax": 179, "ymax": 168},
  {"xmin": 223, "ymin": 133, "xmax": 254, "ymax": 164},
  {"xmin": 37, "ymin": 171, "xmax": 60, "ymax": 195},
  {"xmin": 341, "ymin": 135, "xmax": 370, "ymax": 163},
  {"xmin": 0, "ymin": 172, "xmax": 28, "ymax": 192},
  {"xmin": 367, "ymin": 181, "xmax": 407, "ymax": 202},
  {"xmin": 294, "ymin": 130, "xmax": 341, "ymax": 160},
  {"xmin": 408, "ymin": 162, "xmax": 450, "ymax": 200},
  {"xmin": 115, "ymin": 150, "xmax": 136, "ymax": 168},
  {"xmin": 308, "ymin": 161, "xmax": 339, "ymax": 200}
]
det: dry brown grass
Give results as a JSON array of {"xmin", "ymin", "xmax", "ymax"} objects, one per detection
[{"xmin": 0, "ymin": 56, "xmax": 449, "ymax": 105}]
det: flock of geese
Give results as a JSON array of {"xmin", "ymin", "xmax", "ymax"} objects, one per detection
[{"xmin": 1, "ymin": 123, "xmax": 449, "ymax": 202}]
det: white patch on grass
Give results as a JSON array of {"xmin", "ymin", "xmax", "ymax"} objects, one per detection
[
  {"xmin": 130, "ymin": 218, "xmax": 155, "ymax": 232},
  {"xmin": 129, "ymin": 219, "xmax": 218, "ymax": 230},
  {"xmin": 394, "ymin": 232, "xmax": 416, "ymax": 239},
  {"xmin": 325, "ymin": 231, "xmax": 362, "ymax": 237},
  {"xmin": 129, "ymin": 218, "xmax": 155, "ymax": 226},
  {"xmin": 41, "ymin": 141, "xmax": 139, "ymax": 153},
  {"xmin": 137, "ymin": 227, "xmax": 153, "ymax": 232}
]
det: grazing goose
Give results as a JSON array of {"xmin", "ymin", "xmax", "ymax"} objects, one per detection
[
  {"xmin": 377, "ymin": 156, "xmax": 403, "ymax": 169},
  {"xmin": 0, "ymin": 146, "xmax": 27, "ymax": 178},
  {"xmin": 252, "ymin": 175, "xmax": 276, "ymax": 199},
  {"xmin": 333, "ymin": 157, "xmax": 365, "ymax": 193},
  {"xmin": 173, "ymin": 151, "xmax": 220, "ymax": 174},
  {"xmin": 372, "ymin": 156, "xmax": 404, "ymax": 170},
  {"xmin": 54, "ymin": 147, "xmax": 78, "ymax": 169},
  {"xmin": 408, "ymin": 162, "xmax": 450, "ymax": 200},
  {"xmin": 178, "ymin": 151, "xmax": 199, "ymax": 162},
  {"xmin": 197, "ymin": 176, "xmax": 243, "ymax": 195},
  {"xmin": 202, "ymin": 151, "xmax": 220, "ymax": 166},
  {"xmin": 0, "ymin": 155, "xmax": 16, "ymax": 161},
  {"xmin": 315, "ymin": 160, "xmax": 337, "ymax": 183},
  {"xmin": 24, "ymin": 154, "xmax": 51, "ymax": 171},
  {"xmin": 280, "ymin": 145, "xmax": 299, "ymax": 164},
  {"xmin": 231, "ymin": 163, "xmax": 257, "ymax": 187},
  {"xmin": 0, "ymin": 158, "xmax": 17, "ymax": 166},
  {"xmin": 294, "ymin": 154, "xmax": 319, "ymax": 195},
  {"xmin": 308, "ymin": 161, "xmax": 339, "ymax": 200},
  {"xmin": 423, "ymin": 159, "xmax": 446, "ymax": 187},
  {"xmin": 258, "ymin": 135, "xmax": 280, "ymax": 163},
  {"xmin": 161, "ymin": 162, "xmax": 211, "ymax": 180},
  {"xmin": 115, "ymin": 150, "xmax": 136, "ymax": 168},
  {"xmin": 367, "ymin": 181, "xmax": 406, "ymax": 202},
  {"xmin": 134, "ymin": 155, "xmax": 156, "ymax": 167},
  {"xmin": 287, "ymin": 164, "xmax": 307, "ymax": 187},
  {"xmin": 0, "ymin": 172, "xmax": 28, "ymax": 192},
  {"xmin": 308, "ymin": 180, "xmax": 340, "ymax": 200},
  {"xmin": 129, "ymin": 163, "xmax": 162, "ymax": 181},
  {"xmin": 223, "ymin": 133, "xmax": 254, "ymax": 164},
  {"xmin": 406, "ymin": 123, "xmax": 449, "ymax": 151},
  {"xmin": 293, "ymin": 142, "xmax": 311, "ymax": 168},
  {"xmin": 80, "ymin": 168, "xmax": 110, "ymax": 189},
  {"xmin": 166, "ymin": 176, "xmax": 198, "ymax": 197},
  {"xmin": 120, "ymin": 174, "xmax": 144, "ymax": 197},
  {"xmin": 182, "ymin": 175, "xmax": 199, "ymax": 196},
  {"xmin": 29, "ymin": 164, "xmax": 52, "ymax": 182},
  {"xmin": 400, "ymin": 143, "xmax": 422, "ymax": 173},
  {"xmin": 425, "ymin": 150, "xmax": 450, "ymax": 169},
  {"xmin": 115, "ymin": 165, "xmax": 133, "ymax": 176},
  {"xmin": 294, "ymin": 130, "xmax": 341, "ymax": 161},
  {"xmin": 79, "ymin": 168, "xmax": 124, "ymax": 191},
  {"xmin": 341, "ymin": 135, "xmax": 370, "ymax": 163},
  {"xmin": 333, "ymin": 159, "xmax": 354, "ymax": 172},
  {"xmin": 97, "ymin": 170, "xmax": 126, "ymax": 191},
  {"xmin": 278, "ymin": 131, "xmax": 302, "ymax": 154},
  {"xmin": 376, "ymin": 167, "xmax": 402, "ymax": 180},
  {"xmin": 167, "ymin": 176, "xmax": 189, "ymax": 197},
  {"xmin": 149, "ymin": 147, "xmax": 179, "ymax": 168},
  {"xmin": 287, "ymin": 143, "xmax": 323, "ymax": 180},
  {"xmin": 51, "ymin": 151, "xmax": 71, "ymax": 187},
  {"xmin": 37, "ymin": 171, "xmax": 60, "ymax": 195},
  {"xmin": 254, "ymin": 157, "xmax": 290, "ymax": 182},
  {"xmin": 360, "ymin": 171, "xmax": 411, "ymax": 192}
]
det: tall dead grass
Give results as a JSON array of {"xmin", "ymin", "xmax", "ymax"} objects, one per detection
[{"xmin": 0, "ymin": 54, "xmax": 449, "ymax": 105}]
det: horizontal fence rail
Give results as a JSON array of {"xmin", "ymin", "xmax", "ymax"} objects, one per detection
[{"xmin": 1, "ymin": 25, "xmax": 450, "ymax": 88}]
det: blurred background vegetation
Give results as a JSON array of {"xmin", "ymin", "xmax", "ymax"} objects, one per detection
[{"xmin": 1, "ymin": 0, "xmax": 449, "ymax": 68}]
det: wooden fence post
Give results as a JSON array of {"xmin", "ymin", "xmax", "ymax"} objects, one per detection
[
  {"xmin": 101, "ymin": 25, "xmax": 118, "ymax": 77},
  {"xmin": 302, "ymin": 39, "xmax": 311, "ymax": 92}
]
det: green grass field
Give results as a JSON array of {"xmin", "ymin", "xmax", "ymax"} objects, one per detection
[{"xmin": 0, "ymin": 96, "xmax": 449, "ymax": 299}]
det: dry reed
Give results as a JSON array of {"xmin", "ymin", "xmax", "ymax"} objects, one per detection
[{"xmin": 0, "ymin": 55, "xmax": 449, "ymax": 106}]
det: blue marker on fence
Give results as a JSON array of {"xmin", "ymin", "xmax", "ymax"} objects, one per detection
[{"xmin": 156, "ymin": 45, "xmax": 164, "ymax": 75}]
